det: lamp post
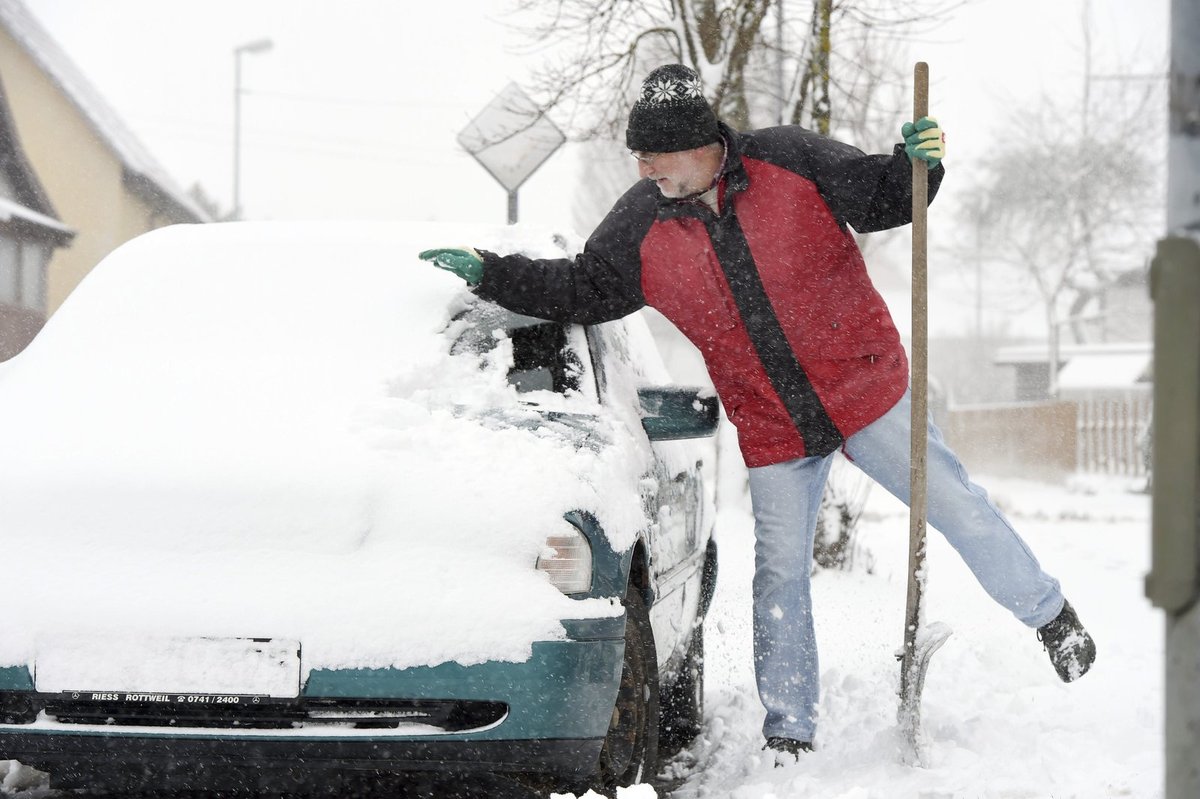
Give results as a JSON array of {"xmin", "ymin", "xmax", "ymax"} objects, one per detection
[{"xmin": 232, "ymin": 38, "xmax": 273, "ymax": 220}]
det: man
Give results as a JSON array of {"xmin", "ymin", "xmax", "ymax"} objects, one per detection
[{"xmin": 419, "ymin": 63, "xmax": 1096, "ymax": 762}]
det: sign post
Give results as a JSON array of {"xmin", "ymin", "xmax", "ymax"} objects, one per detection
[{"xmin": 459, "ymin": 84, "xmax": 565, "ymax": 224}]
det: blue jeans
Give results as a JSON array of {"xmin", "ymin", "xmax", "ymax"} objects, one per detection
[{"xmin": 748, "ymin": 390, "xmax": 1064, "ymax": 742}]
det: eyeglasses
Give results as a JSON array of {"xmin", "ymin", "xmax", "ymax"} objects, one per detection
[{"xmin": 630, "ymin": 151, "xmax": 663, "ymax": 165}]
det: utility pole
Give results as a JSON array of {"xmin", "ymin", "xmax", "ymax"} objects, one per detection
[
  {"xmin": 1146, "ymin": 2, "xmax": 1200, "ymax": 798},
  {"xmin": 232, "ymin": 38, "xmax": 273, "ymax": 220}
]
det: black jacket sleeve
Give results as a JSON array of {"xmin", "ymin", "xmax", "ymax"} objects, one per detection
[
  {"xmin": 472, "ymin": 182, "xmax": 659, "ymax": 325},
  {"xmin": 745, "ymin": 126, "xmax": 944, "ymax": 234}
]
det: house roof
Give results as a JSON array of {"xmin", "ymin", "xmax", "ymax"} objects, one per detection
[
  {"xmin": 1057, "ymin": 351, "xmax": 1152, "ymax": 392},
  {"xmin": 0, "ymin": 65, "xmax": 72, "ymax": 243},
  {"xmin": 0, "ymin": 195, "xmax": 72, "ymax": 236},
  {"xmin": 994, "ymin": 342, "xmax": 1152, "ymax": 392},
  {"xmin": 0, "ymin": 0, "xmax": 210, "ymax": 223},
  {"xmin": 993, "ymin": 341, "xmax": 1151, "ymax": 366}
]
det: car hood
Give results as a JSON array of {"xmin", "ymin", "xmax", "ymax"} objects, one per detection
[
  {"xmin": 1, "ymin": 399, "xmax": 619, "ymax": 554},
  {"xmin": 0, "ymin": 222, "xmax": 649, "ymax": 674},
  {"xmin": 0, "ymin": 395, "xmax": 638, "ymax": 674}
]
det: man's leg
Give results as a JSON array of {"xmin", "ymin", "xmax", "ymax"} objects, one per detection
[
  {"xmin": 841, "ymin": 390, "xmax": 1064, "ymax": 628},
  {"xmin": 748, "ymin": 454, "xmax": 835, "ymax": 743}
]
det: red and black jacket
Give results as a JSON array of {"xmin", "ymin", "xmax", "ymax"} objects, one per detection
[{"xmin": 475, "ymin": 123, "xmax": 943, "ymax": 467}]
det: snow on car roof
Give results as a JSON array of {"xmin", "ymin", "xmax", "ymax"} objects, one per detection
[{"xmin": 0, "ymin": 221, "xmax": 651, "ymax": 674}]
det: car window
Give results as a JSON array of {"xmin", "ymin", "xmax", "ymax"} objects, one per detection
[
  {"xmin": 449, "ymin": 301, "xmax": 592, "ymax": 399},
  {"xmin": 585, "ymin": 312, "xmax": 672, "ymax": 402}
]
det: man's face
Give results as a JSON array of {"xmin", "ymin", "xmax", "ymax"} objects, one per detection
[{"xmin": 633, "ymin": 146, "xmax": 720, "ymax": 198}]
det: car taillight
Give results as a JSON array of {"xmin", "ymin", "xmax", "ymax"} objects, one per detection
[{"xmin": 536, "ymin": 526, "xmax": 593, "ymax": 595}]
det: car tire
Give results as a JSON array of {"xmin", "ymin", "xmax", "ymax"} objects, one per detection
[
  {"xmin": 659, "ymin": 620, "xmax": 704, "ymax": 754},
  {"xmin": 592, "ymin": 584, "xmax": 660, "ymax": 793},
  {"xmin": 660, "ymin": 537, "xmax": 714, "ymax": 754}
]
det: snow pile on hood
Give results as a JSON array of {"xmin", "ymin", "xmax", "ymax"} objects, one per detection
[{"xmin": 0, "ymin": 221, "xmax": 656, "ymax": 674}]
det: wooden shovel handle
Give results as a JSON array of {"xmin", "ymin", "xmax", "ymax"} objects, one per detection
[{"xmin": 901, "ymin": 60, "xmax": 930, "ymax": 710}]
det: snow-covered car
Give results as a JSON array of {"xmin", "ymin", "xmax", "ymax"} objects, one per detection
[{"xmin": 0, "ymin": 222, "xmax": 718, "ymax": 795}]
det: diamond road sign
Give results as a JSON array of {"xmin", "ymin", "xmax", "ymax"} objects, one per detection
[{"xmin": 458, "ymin": 83, "xmax": 565, "ymax": 220}]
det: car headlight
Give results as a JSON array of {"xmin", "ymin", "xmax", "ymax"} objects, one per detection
[{"xmin": 536, "ymin": 524, "xmax": 593, "ymax": 595}]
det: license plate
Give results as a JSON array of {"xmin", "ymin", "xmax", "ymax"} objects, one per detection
[
  {"xmin": 51, "ymin": 691, "xmax": 288, "ymax": 706},
  {"xmin": 35, "ymin": 636, "xmax": 301, "ymax": 698}
]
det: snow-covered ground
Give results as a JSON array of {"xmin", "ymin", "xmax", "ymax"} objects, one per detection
[
  {"xmin": 647, "ymin": 471, "xmax": 1160, "ymax": 799},
  {"xmin": 553, "ymin": 470, "xmax": 1158, "ymax": 799},
  {"xmin": 0, "ymin": 468, "xmax": 1161, "ymax": 799}
]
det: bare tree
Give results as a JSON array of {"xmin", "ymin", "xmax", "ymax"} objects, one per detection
[
  {"xmin": 507, "ymin": 0, "xmax": 960, "ymax": 142},
  {"xmin": 944, "ymin": 1, "xmax": 1166, "ymax": 399},
  {"xmin": 958, "ymin": 84, "xmax": 1160, "ymax": 396},
  {"xmin": 536, "ymin": 0, "xmax": 958, "ymax": 233}
]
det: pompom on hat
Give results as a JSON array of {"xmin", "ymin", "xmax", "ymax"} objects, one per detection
[{"xmin": 625, "ymin": 64, "xmax": 720, "ymax": 153}]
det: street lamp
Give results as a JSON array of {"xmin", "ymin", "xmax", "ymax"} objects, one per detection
[{"xmin": 232, "ymin": 37, "xmax": 273, "ymax": 220}]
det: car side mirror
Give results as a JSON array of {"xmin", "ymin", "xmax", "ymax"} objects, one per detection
[{"xmin": 637, "ymin": 387, "xmax": 720, "ymax": 441}]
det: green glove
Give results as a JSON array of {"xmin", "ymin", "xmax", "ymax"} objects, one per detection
[
  {"xmin": 902, "ymin": 116, "xmax": 945, "ymax": 167},
  {"xmin": 418, "ymin": 247, "xmax": 484, "ymax": 285}
]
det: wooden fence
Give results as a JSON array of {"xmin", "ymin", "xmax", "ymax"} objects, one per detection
[
  {"xmin": 1074, "ymin": 391, "xmax": 1153, "ymax": 478},
  {"xmin": 938, "ymin": 393, "xmax": 1152, "ymax": 480},
  {"xmin": 939, "ymin": 401, "xmax": 1078, "ymax": 481}
]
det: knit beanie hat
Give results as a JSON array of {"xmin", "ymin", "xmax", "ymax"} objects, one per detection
[{"xmin": 625, "ymin": 64, "xmax": 720, "ymax": 153}]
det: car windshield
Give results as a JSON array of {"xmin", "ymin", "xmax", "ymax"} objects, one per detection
[{"xmin": 449, "ymin": 302, "xmax": 592, "ymax": 399}]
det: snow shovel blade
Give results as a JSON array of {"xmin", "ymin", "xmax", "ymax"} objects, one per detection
[{"xmin": 897, "ymin": 620, "xmax": 952, "ymax": 764}]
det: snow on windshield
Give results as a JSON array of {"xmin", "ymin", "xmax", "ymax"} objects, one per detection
[{"xmin": 0, "ymin": 221, "xmax": 658, "ymax": 675}]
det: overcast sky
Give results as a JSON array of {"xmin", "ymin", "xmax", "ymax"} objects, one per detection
[{"xmin": 19, "ymin": 0, "xmax": 1170, "ymax": 334}]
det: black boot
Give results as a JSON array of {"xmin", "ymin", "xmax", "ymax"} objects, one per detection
[
  {"xmin": 1037, "ymin": 600, "xmax": 1096, "ymax": 682},
  {"xmin": 764, "ymin": 736, "xmax": 814, "ymax": 766}
]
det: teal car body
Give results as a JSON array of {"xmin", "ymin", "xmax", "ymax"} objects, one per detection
[{"xmin": 0, "ymin": 223, "xmax": 719, "ymax": 795}]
